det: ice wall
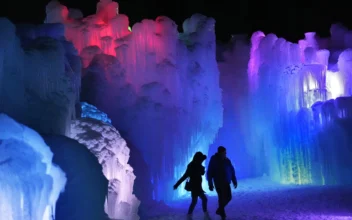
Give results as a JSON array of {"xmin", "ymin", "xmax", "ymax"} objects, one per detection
[
  {"xmin": 246, "ymin": 24, "xmax": 352, "ymax": 185},
  {"xmin": 45, "ymin": 1, "xmax": 223, "ymax": 202},
  {"xmin": 69, "ymin": 111, "xmax": 140, "ymax": 219},
  {"xmin": 210, "ymin": 36, "xmax": 256, "ymax": 178},
  {"xmin": 0, "ymin": 18, "xmax": 81, "ymax": 136},
  {"xmin": 0, "ymin": 114, "xmax": 66, "ymax": 220},
  {"xmin": 43, "ymin": 135, "xmax": 109, "ymax": 220}
]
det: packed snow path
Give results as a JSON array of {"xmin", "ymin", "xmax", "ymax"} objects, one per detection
[{"xmin": 145, "ymin": 178, "xmax": 352, "ymax": 220}]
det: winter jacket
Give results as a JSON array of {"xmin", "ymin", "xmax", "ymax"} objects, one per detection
[
  {"xmin": 207, "ymin": 153, "xmax": 237, "ymax": 186},
  {"xmin": 174, "ymin": 152, "xmax": 207, "ymax": 192}
]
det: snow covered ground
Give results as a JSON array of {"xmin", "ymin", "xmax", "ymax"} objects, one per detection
[{"xmin": 146, "ymin": 177, "xmax": 352, "ymax": 220}]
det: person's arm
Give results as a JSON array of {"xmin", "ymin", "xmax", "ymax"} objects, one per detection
[
  {"xmin": 174, "ymin": 164, "xmax": 191, "ymax": 189},
  {"xmin": 229, "ymin": 160, "xmax": 237, "ymax": 187},
  {"xmin": 206, "ymin": 157, "xmax": 215, "ymax": 188}
]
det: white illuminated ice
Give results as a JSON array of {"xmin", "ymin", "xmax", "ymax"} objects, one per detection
[{"xmin": 69, "ymin": 117, "xmax": 140, "ymax": 220}]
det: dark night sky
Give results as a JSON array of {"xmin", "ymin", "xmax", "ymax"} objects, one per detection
[{"xmin": 0, "ymin": 0, "xmax": 351, "ymax": 42}]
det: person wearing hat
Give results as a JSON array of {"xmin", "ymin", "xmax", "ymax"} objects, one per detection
[
  {"xmin": 207, "ymin": 146, "xmax": 237, "ymax": 219},
  {"xmin": 173, "ymin": 151, "xmax": 208, "ymax": 217}
]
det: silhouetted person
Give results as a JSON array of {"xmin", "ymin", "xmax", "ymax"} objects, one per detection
[
  {"xmin": 173, "ymin": 152, "xmax": 208, "ymax": 217},
  {"xmin": 207, "ymin": 146, "xmax": 237, "ymax": 219}
]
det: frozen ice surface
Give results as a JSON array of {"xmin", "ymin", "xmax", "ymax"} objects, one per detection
[
  {"xmin": 146, "ymin": 177, "xmax": 352, "ymax": 220},
  {"xmin": 0, "ymin": 114, "xmax": 66, "ymax": 220},
  {"xmin": 70, "ymin": 117, "xmax": 140, "ymax": 220},
  {"xmin": 44, "ymin": 0, "xmax": 223, "ymax": 202},
  {"xmin": 73, "ymin": 10, "xmax": 223, "ymax": 202},
  {"xmin": 239, "ymin": 25, "xmax": 352, "ymax": 186},
  {"xmin": 0, "ymin": 18, "xmax": 81, "ymax": 136},
  {"xmin": 80, "ymin": 101, "xmax": 112, "ymax": 124}
]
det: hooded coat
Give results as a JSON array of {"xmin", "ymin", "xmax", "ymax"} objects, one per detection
[{"xmin": 174, "ymin": 152, "xmax": 207, "ymax": 193}]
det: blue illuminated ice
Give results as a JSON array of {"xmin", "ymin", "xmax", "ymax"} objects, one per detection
[
  {"xmin": 0, "ymin": 114, "xmax": 66, "ymax": 220},
  {"xmin": 238, "ymin": 24, "xmax": 352, "ymax": 185},
  {"xmin": 0, "ymin": 18, "xmax": 81, "ymax": 136},
  {"xmin": 80, "ymin": 102, "xmax": 112, "ymax": 124}
]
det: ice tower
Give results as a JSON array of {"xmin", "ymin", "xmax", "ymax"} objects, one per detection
[
  {"xmin": 44, "ymin": 0, "xmax": 223, "ymax": 202},
  {"xmin": 246, "ymin": 25, "xmax": 352, "ymax": 185}
]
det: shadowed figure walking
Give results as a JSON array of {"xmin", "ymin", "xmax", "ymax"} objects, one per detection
[
  {"xmin": 173, "ymin": 152, "xmax": 209, "ymax": 217},
  {"xmin": 207, "ymin": 146, "xmax": 237, "ymax": 219}
]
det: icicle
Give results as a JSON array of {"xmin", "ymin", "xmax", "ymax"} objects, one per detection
[{"xmin": 0, "ymin": 48, "xmax": 3, "ymax": 109}]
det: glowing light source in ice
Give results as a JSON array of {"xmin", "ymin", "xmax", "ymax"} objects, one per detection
[
  {"xmin": 326, "ymin": 70, "xmax": 344, "ymax": 99},
  {"xmin": 80, "ymin": 102, "xmax": 112, "ymax": 124},
  {"xmin": 303, "ymin": 73, "xmax": 318, "ymax": 93},
  {"xmin": 278, "ymin": 146, "xmax": 314, "ymax": 185},
  {"xmin": 173, "ymin": 141, "xmax": 217, "ymax": 198}
]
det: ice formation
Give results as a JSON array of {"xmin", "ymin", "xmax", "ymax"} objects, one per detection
[
  {"xmin": 210, "ymin": 35, "xmax": 254, "ymax": 178},
  {"xmin": 243, "ymin": 25, "xmax": 352, "ymax": 185},
  {"xmin": 43, "ymin": 135, "xmax": 109, "ymax": 220},
  {"xmin": 0, "ymin": 114, "xmax": 66, "ymax": 220},
  {"xmin": 2, "ymin": 0, "xmax": 352, "ymax": 218},
  {"xmin": 80, "ymin": 101, "xmax": 112, "ymax": 124},
  {"xmin": 44, "ymin": 0, "xmax": 223, "ymax": 202},
  {"xmin": 69, "ymin": 116, "xmax": 140, "ymax": 220},
  {"xmin": 0, "ymin": 18, "xmax": 81, "ymax": 136}
]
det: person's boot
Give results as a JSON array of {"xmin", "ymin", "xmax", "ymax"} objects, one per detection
[
  {"xmin": 216, "ymin": 208, "xmax": 226, "ymax": 219},
  {"xmin": 216, "ymin": 208, "xmax": 220, "ymax": 215},
  {"xmin": 203, "ymin": 211, "xmax": 210, "ymax": 219},
  {"xmin": 221, "ymin": 212, "xmax": 227, "ymax": 219}
]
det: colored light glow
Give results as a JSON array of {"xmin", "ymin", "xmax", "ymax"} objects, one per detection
[
  {"xmin": 128, "ymin": 26, "xmax": 132, "ymax": 32},
  {"xmin": 246, "ymin": 30, "xmax": 352, "ymax": 188},
  {"xmin": 80, "ymin": 102, "xmax": 112, "ymax": 124},
  {"xmin": 74, "ymin": 13, "xmax": 222, "ymax": 202},
  {"xmin": 278, "ymin": 145, "xmax": 313, "ymax": 185},
  {"xmin": 0, "ymin": 114, "xmax": 66, "ymax": 220},
  {"xmin": 326, "ymin": 70, "xmax": 344, "ymax": 99},
  {"xmin": 173, "ymin": 139, "xmax": 217, "ymax": 199},
  {"xmin": 303, "ymin": 73, "xmax": 318, "ymax": 93}
]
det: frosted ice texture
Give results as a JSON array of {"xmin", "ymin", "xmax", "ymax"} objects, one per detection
[
  {"xmin": 96, "ymin": 0, "xmax": 119, "ymax": 22},
  {"xmin": 0, "ymin": 18, "xmax": 81, "ymax": 136},
  {"xmin": 45, "ymin": 0, "xmax": 223, "ymax": 202},
  {"xmin": 69, "ymin": 117, "xmax": 140, "ymax": 220},
  {"xmin": 81, "ymin": 101, "xmax": 112, "ymax": 124},
  {"xmin": 244, "ymin": 24, "xmax": 352, "ymax": 185},
  {"xmin": 0, "ymin": 114, "xmax": 66, "ymax": 220},
  {"xmin": 213, "ymin": 37, "xmax": 253, "ymax": 178}
]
